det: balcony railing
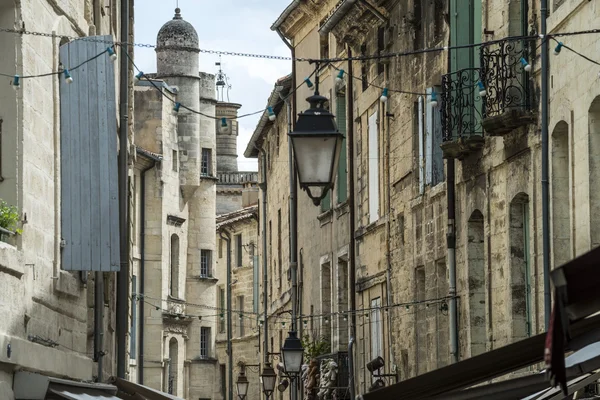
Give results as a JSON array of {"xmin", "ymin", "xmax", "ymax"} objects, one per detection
[
  {"xmin": 217, "ymin": 171, "xmax": 259, "ymax": 184},
  {"xmin": 480, "ymin": 39, "xmax": 535, "ymax": 135},
  {"xmin": 440, "ymin": 68, "xmax": 485, "ymax": 159}
]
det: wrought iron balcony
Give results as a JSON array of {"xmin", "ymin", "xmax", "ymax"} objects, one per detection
[
  {"xmin": 480, "ymin": 40, "xmax": 535, "ymax": 135},
  {"xmin": 440, "ymin": 68, "xmax": 485, "ymax": 159}
]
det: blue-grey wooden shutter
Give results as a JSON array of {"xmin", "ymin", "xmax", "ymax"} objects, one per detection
[{"xmin": 60, "ymin": 35, "xmax": 120, "ymax": 272}]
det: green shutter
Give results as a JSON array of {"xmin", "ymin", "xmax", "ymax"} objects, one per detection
[
  {"xmin": 336, "ymin": 95, "xmax": 348, "ymax": 203},
  {"xmin": 321, "ymin": 189, "xmax": 331, "ymax": 212}
]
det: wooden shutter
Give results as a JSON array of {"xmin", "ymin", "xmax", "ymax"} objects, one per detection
[{"xmin": 60, "ymin": 35, "xmax": 120, "ymax": 271}]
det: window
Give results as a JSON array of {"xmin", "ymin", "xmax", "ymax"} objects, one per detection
[
  {"xmin": 336, "ymin": 95, "xmax": 348, "ymax": 203},
  {"xmin": 321, "ymin": 190, "xmax": 331, "ymax": 212},
  {"xmin": 218, "ymin": 239, "xmax": 223, "ymax": 259},
  {"xmin": 235, "ymin": 234, "xmax": 243, "ymax": 267},
  {"xmin": 200, "ymin": 327, "xmax": 211, "ymax": 358},
  {"xmin": 170, "ymin": 234, "xmax": 180, "ymax": 298},
  {"xmin": 220, "ymin": 364, "xmax": 226, "ymax": 397},
  {"xmin": 201, "ymin": 148, "xmax": 212, "ymax": 176},
  {"xmin": 168, "ymin": 338, "xmax": 178, "ymax": 394},
  {"xmin": 320, "ymin": 30, "xmax": 330, "ymax": 60},
  {"xmin": 130, "ymin": 275, "xmax": 137, "ymax": 360},
  {"xmin": 277, "ymin": 210, "xmax": 282, "ymax": 288},
  {"xmin": 368, "ymin": 111, "xmax": 379, "ymax": 223},
  {"xmin": 201, "ymin": 250, "xmax": 212, "ymax": 278},
  {"xmin": 218, "ymin": 287, "xmax": 226, "ymax": 333},
  {"xmin": 238, "ymin": 296, "xmax": 245, "ymax": 337},
  {"xmin": 426, "ymin": 87, "xmax": 445, "ymax": 187},
  {"xmin": 269, "ymin": 221, "xmax": 272, "ymax": 297},
  {"xmin": 172, "ymin": 150, "xmax": 178, "ymax": 171},
  {"xmin": 370, "ymin": 297, "xmax": 382, "ymax": 360},
  {"xmin": 413, "ymin": 0, "xmax": 423, "ymax": 50}
]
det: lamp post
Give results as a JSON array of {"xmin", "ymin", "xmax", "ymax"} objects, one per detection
[
  {"xmin": 260, "ymin": 363, "xmax": 277, "ymax": 400},
  {"xmin": 236, "ymin": 370, "xmax": 249, "ymax": 400},
  {"xmin": 285, "ymin": 63, "xmax": 343, "ymax": 400}
]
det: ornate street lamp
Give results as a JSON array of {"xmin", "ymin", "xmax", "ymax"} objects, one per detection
[
  {"xmin": 281, "ymin": 331, "xmax": 304, "ymax": 375},
  {"xmin": 288, "ymin": 93, "xmax": 344, "ymax": 206},
  {"xmin": 260, "ymin": 363, "xmax": 277, "ymax": 399},
  {"xmin": 236, "ymin": 370, "xmax": 249, "ymax": 400}
]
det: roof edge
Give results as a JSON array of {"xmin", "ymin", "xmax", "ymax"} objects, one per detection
[{"xmin": 270, "ymin": 0, "xmax": 302, "ymax": 31}]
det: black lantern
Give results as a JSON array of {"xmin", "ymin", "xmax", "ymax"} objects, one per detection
[
  {"xmin": 236, "ymin": 370, "xmax": 249, "ymax": 400},
  {"xmin": 260, "ymin": 363, "xmax": 277, "ymax": 398},
  {"xmin": 289, "ymin": 94, "xmax": 344, "ymax": 206},
  {"xmin": 281, "ymin": 331, "xmax": 304, "ymax": 374}
]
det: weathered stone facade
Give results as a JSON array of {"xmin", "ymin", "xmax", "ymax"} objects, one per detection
[
  {"xmin": 215, "ymin": 204, "xmax": 260, "ymax": 400},
  {"xmin": 0, "ymin": 0, "xmax": 132, "ymax": 397},
  {"xmin": 257, "ymin": 0, "xmax": 600, "ymax": 395},
  {"xmin": 129, "ymin": 8, "xmax": 220, "ymax": 399}
]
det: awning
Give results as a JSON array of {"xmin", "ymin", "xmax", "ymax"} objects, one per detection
[
  {"xmin": 108, "ymin": 377, "xmax": 184, "ymax": 400},
  {"xmin": 49, "ymin": 384, "xmax": 120, "ymax": 400},
  {"xmin": 13, "ymin": 371, "xmax": 118, "ymax": 400}
]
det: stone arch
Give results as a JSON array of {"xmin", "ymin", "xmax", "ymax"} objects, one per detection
[
  {"xmin": 170, "ymin": 234, "xmax": 180, "ymax": 298},
  {"xmin": 467, "ymin": 209, "xmax": 486, "ymax": 356},
  {"xmin": 509, "ymin": 192, "xmax": 531, "ymax": 340},
  {"xmin": 551, "ymin": 121, "xmax": 571, "ymax": 267},
  {"xmin": 589, "ymin": 97, "xmax": 600, "ymax": 248},
  {"xmin": 168, "ymin": 337, "xmax": 178, "ymax": 395}
]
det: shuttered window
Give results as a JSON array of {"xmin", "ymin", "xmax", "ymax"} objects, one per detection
[{"xmin": 59, "ymin": 35, "xmax": 120, "ymax": 271}]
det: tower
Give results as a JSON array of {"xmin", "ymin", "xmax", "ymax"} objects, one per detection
[{"xmin": 156, "ymin": 7, "xmax": 201, "ymax": 198}]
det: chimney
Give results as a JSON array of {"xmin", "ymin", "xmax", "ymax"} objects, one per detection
[{"xmin": 242, "ymin": 182, "xmax": 259, "ymax": 208}]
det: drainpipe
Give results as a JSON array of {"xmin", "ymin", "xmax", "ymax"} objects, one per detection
[
  {"xmin": 447, "ymin": 159, "xmax": 458, "ymax": 363},
  {"xmin": 219, "ymin": 229, "xmax": 233, "ymax": 400},
  {"xmin": 116, "ymin": 0, "xmax": 130, "ymax": 378},
  {"xmin": 139, "ymin": 160, "xmax": 158, "ymax": 384},
  {"xmin": 541, "ymin": 0, "xmax": 551, "ymax": 331},
  {"xmin": 383, "ymin": 64, "xmax": 393, "ymax": 367},
  {"xmin": 346, "ymin": 45, "xmax": 358, "ymax": 400},
  {"xmin": 95, "ymin": 272, "xmax": 104, "ymax": 381},
  {"xmin": 257, "ymin": 147, "xmax": 269, "ymax": 400}
]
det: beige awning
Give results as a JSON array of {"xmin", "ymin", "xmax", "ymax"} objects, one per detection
[{"xmin": 108, "ymin": 377, "xmax": 184, "ymax": 400}]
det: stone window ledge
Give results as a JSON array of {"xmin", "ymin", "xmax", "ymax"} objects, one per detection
[
  {"xmin": 0, "ymin": 241, "xmax": 24, "ymax": 279},
  {"xmin": 200, "ymin": 175, "xmax": 219, "ymax": 182},
  {"xmin": 188, "ymin": 276, "xmax": 218, "ymax": 283},
  {"xmin": 190, "ymin": 356, "xmax": 218, "ymax": 364},
  {"xmin": 318, "ymin": 209, "xmax": 333, "ymax": 226},
  {"xmin": 334, "ymin": 201, "xmax": 349, "ymax": 218}
]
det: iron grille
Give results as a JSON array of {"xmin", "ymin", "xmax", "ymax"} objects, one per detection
[
  {"xmin": 441, "ymin": 68, "xmax": 485, "ymax": 142},
  {"xmin": 480, "ymin": 39, "xmax": 532, "ymax": 118}
]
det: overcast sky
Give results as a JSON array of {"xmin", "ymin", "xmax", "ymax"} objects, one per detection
[{"xmin": 134, "ymin": 0, "xmax": 292, "ymax": 172}]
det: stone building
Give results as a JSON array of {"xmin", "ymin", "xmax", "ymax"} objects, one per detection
[
  {"xmin": 214, "ymin": 201, "xmax": 260, "ymax": 400},
  {"xmin": 0, "ymin": 0, "xmax": 135, "ymax": 398},
  {"xmin": 262, "ymin": 0, "xmax": 600, "ymax": 396},
  {"xmin": 129, "ymin": 8, "xmax": 219, "ymax": 399},
  {"xmin": 245, "ymin": 61, "xmax": 353, "ymax": 398}
]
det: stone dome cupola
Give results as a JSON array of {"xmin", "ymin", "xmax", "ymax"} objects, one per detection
[{"xmin": 156, "ymin": 8, "xmax": 199, "ymax": 51}]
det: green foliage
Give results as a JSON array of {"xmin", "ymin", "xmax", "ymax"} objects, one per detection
[
  {"xmin": 301, "ymin": 333, "xmax": 331, "ymax": 362},
  {"xmin": 0, "ymin": 199, "xmax": 21, "ymax": 234}
]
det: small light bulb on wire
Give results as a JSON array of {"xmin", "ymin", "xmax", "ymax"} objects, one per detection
[
  {"xmin": 430, "ymin": 90, "xmax": 438, "ymax": 107},
  {"xmin": 520, "ymin": 57, "xmax": 532, "ymax": 72},
  {"xmin": 477, "ymin": 81, "xmax": 487, "ymax": 97},
  {"xmin": 304, "ymin": 77, "xmax": 313, "ymax": 88},
  {"xmin": 336, "ymin": 69, "xmax": 344, "ymax": 83},
  {"xmin": 63, "ymin": 69, "xmax": 73, "ymax": 84},
  {"xmin": 380, "ymin": 88, "xmax": 389, "ymax": 103},
  {"xmin": 11, "ymin": 75, "xmax": 20, "ymax": 90},
  {"xmin": 107, "ymin": 46, "xmax": 118, "ymax": 62},
  {"xmin": 172, "ymin": 102, "xmax": 181, "ymax": 115},
  {"xmin": 134, "ymin": 71, "xmax": 144, "ymax": 83},
  {"xmin": 267, "ymin": 106, "xmax": 276, "ymax": 121},
  {"xmin": 554, "ymin": 42, "xmax": 563, "ymax": 56}
]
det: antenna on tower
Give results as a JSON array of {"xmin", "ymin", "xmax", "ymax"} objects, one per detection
[{"xmin": 215, "ymin": 55, "xmax": 232, "ymax": 102}]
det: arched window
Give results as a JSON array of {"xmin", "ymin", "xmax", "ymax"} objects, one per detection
[
  {"xmin": 168, "ymin": 337, "xmax": 178, "ymax": 395},
  {"xmin": 589, "ymin": 98, "xmax": 600, "ymax": 248},
  {"xmin": 467, "ymin": 210, "xmax": 486, "ymax": 356},
  {"xmin": 552, "ymin": 121, "xmax": 571, "ymax": 266},
  {"xmin": 170, "ymin": 234, "xmax": 180, "ymax": 298},
  {"xmin": 510, "ymin": 193, "xmax": 531, "ymax": 340}
]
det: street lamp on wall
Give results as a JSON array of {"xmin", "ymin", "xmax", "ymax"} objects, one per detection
[
  {"xmin": 281, "ymin": 331, "xmax": 305, "ymax": 375},
  {"xmin": 260, "ymin": 363, "xmax": 277, "ymax": 399},
  {"xmin": 236, "ymin": 370, "xmax": 249, "ymax": 400},
  {"xmin": 288, "ymin": 93, "xmax": 344, "ymax": 206}
]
